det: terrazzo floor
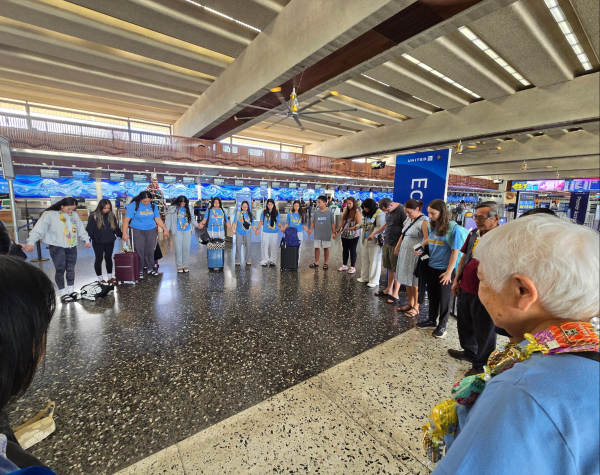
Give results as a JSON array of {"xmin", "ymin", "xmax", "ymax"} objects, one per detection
[{"xmin": 8, "ymin": 227, "xmax": 439, "ymax": 474}]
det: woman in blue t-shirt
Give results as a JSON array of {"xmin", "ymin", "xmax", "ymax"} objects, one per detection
[
  {"xmin": 165, "ymin": 195, "xmax": 197, "ymax": 273},
  {"xmin": 122, "ymin": 191, "xmax": 169, "ymax": 278},
  {"xmin": 414, "ymin": 199, "xmax": 465, "ymax": 339},
  {"xmin": 199, "ymin": 197, "xmax": 233, "ymax": 239},
  {"xmin": 282, "ymin": 200, "xmax": 309, "ymax": 260},
  {"xmin": 255, "ymin": 198, "xmax": 283, "ymax": 267},
  {"xmin": 232, "ymin": 200, "xmax": 256, "ymax": 266}
]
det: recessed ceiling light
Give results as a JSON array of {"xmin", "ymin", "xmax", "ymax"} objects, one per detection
[
  {"xmin": 403, "ymin": 54, "xmax": 481, "ymax": 98},
  {"xmin": 543, "ymin": 0, "xmax": 593, "ymax": 70},
  {"xmin": 546, "ymin": 166, "xmax": 553, "ymax": 168},
  {"xmin": 458, "ymin": 27, "xmax": 531, "ymax": 86},
  {"xmin": 361, "ymin": 74, "xmax": 390, "ymax": 87}
]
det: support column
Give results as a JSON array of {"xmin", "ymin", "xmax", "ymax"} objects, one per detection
[{"xmin": 95, "ymin": 178, "xmax": 103, "ymax": 200}]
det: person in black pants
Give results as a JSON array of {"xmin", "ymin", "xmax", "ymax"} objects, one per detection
[
  {"xmin": 337, "ymin": 197, "xmax": 362, "ymax": 274},
  {"xmin": 86, "ymin": 199, "xmax": 122, "ymax": 284},
  {"xmin": 415, "ymin": 199, "xmax": 466, "ymax": 339},
  {"xmin": 448, "ymin": 201, "xmax": 501, "ymax": 377}
]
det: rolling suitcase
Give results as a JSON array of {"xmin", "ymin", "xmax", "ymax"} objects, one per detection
[
  {"xmin": 280, "ymin": 242, "xmax": 299, "ymax": 271},
  {"xmin": 114, "ymin": 248, "xmax": 139, "ymax": 284},
  {"xmin": 207, "ymin": 230, "xmax": 225, "ymax": 271}
]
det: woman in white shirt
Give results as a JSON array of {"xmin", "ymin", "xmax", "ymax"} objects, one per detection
[
  {"xmin": 356, "ymin": 198, "xmax": 386, "ymax": 288},
  {"xmin": 22, "ymin": 197, "xmax": 91, "ymax": 302}
]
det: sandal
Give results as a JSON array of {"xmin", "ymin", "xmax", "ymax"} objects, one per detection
[
  {"xmin": 323, "ymin": 264, "xmax": 329, "ymax": 270},
  {"xmin": 374, "ymin": 291, "xmax": 391, "ymax": 298},
  {"xmin": 386, "ymin": 297, "xmax": 398, "ymax": 304},
  {"xmin": 338, "ymin": 265, "xmax": 348, "ymax": 271},
  {"xmin": 397, "ymin": 304, "xmax": 411, "ymax": 312},
  {"xmin": 309, "ymin": 263, "xmax": 319, "ymax": 268},
  {"xmin": 69, "ymin": 292, "xmax": 79, "ymax": 301},
  {"xmin": 404, "ymin": 307, "xmax": 420, "ymax": 317},
  {"xmin": 60, "ymin": 294, "xmax": 75, "ymax": 303},
  {"xmin": 348, "ymin": 267, "xmax": 356, "ymax": 274}
]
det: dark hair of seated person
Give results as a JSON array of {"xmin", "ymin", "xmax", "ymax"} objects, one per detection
[{"xmin": 0, "ymin": 255, "xmax": 57, "ymax": 471}]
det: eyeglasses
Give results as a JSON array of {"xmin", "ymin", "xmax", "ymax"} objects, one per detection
[{"xmin": 473, "ymin": 215, "xmax": 493, "ymax": 221}]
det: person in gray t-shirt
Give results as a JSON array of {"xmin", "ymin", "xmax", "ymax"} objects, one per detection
[{"xmin": 308, "ymin": 196, "xmax": 336, "ymax": 269}]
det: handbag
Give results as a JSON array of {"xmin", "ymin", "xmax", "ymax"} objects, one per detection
[
  {"xmin": 154, "ymin": 242, "xmax": 163, "ymax": 260},
  {"xmin": 199, "ymin": 230, "xmax": 210, "ymax": 244},
  {"xmin": 13, "ymin": 402, "xmax": 56, "ymax": 450},
  {"xmin": 241, "ymin": 212, "xmax": 251, "ymax": 230},
  {"xmin": 9, "ymin": 240, "xmax": 27, "ymax": 260}
]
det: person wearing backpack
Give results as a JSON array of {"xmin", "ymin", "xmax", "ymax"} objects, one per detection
[
  {"xmin": 232, "ymin": 200, "xmax": 256, "ymax": 266},
  {"xmin": 21, "ymin": 197, "xmax": 92, "ymax": 303},
  {"xmin": 86, "ymin": 199, "xmax": 122, "ymax": 283},
  {"xmin": 282, "ymin": 200, "xmax": 309, "ymax": 260},
  {"xmin": 165, "ymin": 195, "xmax": 197, "ymax": 273},
  {"xmin": 122, "ymin": 191, "xmax": 169, "ymax": 278},
  {"xmin": 414, "ymin": 199, "xmax": 467, "ymax": 338},
  {"xmin": 255, "ymin": 198, "xmax": 284, "ymax": 267}
]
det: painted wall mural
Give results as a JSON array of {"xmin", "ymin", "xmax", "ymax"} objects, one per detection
[
  {"xmin": 101, "ymin": 180, "xmax": 198, "ymax": 199},
  {"xmin": 201, "ymin": 184, "xmax": 263, "ymax": 200},
  {"xmin": 0, "ymin": 175, "xmax": 97, "ymax": 198}
]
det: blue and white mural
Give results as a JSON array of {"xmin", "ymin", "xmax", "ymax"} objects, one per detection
[
  {"xmin": 0, "ymin": 175, "xmax": 97, "ymax": 198},
  {"xmin": 201, "ymin": 184, "xmax": 262, "ymax": 200},
  {"xmin": 101, "ymin": 180, "xmax": 198, "ymax": 199},
  {"xmin": 373, "ymin": 191, "xmax": 393, "ymax": 201}
]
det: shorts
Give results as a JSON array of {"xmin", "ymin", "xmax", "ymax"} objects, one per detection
[
  {"xmin": 314, "ymin": 239, "xmax": 331, "ymax": 249},
  {"xmin": 382, "ymin": 243, "xmax": 398, "ymax": 269}
]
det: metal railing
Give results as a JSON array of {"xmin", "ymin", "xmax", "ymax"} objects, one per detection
[{"xmin": 0, "ymin": 112, "xmax": 396, "ymax": 181}]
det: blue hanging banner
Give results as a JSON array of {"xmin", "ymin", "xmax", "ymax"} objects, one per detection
[
  {"xmin": 393, "ymin": 149, "xmax": 451, "ymax": 205},
  {"xmin": 568, "ymin": 192, "xmax": 589, "ymax": 224}
]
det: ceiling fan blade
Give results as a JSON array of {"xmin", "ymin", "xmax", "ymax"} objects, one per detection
[
  {"xmin": 292, "ymin": 115, "xmax": 303, "ymax": 128},
  {"xmin": 296, "ymin": 98, "xmax": 327, "ymax": 113},
  {"xmin": 264, "ymin": 115, "xmax": 290, "ymax": 129},
  {"xmin": 270, "ymin": 88, "xmax": 293, "ymax": 113},
  {"xmin": 300, "ymin": 116, "xmax": 341, "ymax": 126}
]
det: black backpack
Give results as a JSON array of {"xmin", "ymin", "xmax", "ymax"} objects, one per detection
[{"xmin": 80, "ymin": 282, "xmax": 113, "ymax": 301}]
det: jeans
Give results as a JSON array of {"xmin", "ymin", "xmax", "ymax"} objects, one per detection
[
  {"xmin": 342, "ymin": 237, "xmax": 359, "ymax": 266},
  {"xmin": 426, "ymin": 265, "xmax": 454, "ymax": 329},
  {"xmin": 456, "ymin": 291, "xmax": 497, "ymax": 369},
  {"xmin": 235, "ymin": 232, "xmax": 252, "ymax": 264},
  {"xmin": 131, "ymin": 227, "xmax": 158, "ymax": 271},
  {"xmin": 92, "ymin": 241, "xmax": 115, "ymax": 276},
  {"xmin": 173, "ymin": 230, "xmax": 192, "ymax": 268},
  {"xmin": 48, "ymin": 245, "xmax": 77, "ymax": 290}
]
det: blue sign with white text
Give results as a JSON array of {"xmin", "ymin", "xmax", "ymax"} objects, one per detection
[{"xmin": 393, "ymin": 149, "xmax": 451, "ymax": 205}]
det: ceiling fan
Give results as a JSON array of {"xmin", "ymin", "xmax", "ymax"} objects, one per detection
[{"xmin": 234, "ymin": 88, "xmax": 358, "ymax": 130}]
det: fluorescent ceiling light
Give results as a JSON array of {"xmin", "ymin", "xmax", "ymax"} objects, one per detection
[
  {"xmin": 361, "ymin": 74, "xmax": 390, "ymax": 87},
  {"xmin": 542, "ymin": 0, "xmax": 592, "ymax": 70},
  {"xmin": 412, "ymin": 95, "xmax": 441, "ymax": 109},
  {"xmin": 184, "ymin": 0, "xmax": 261, "ymax": 32},
  {"xmin": 402, "ymin": 54, "xmax": 481, "ymax": 98},
  {"xmin": 458, "ymin": 27, "xmax": 531, "ymax": 85}
]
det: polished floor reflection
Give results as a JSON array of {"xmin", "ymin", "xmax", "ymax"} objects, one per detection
[{"xmin": 9, "ymin": 229, "xmax": 427, "ymax": 475}]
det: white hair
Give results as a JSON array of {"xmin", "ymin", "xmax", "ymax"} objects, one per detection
[{"xmin": 476, "ymin": 215, "xmax": 599, "ymax": 321}]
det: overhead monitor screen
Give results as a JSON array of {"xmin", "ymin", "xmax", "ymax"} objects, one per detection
[
  {"xmin": 183, "ymin": 177, "xmax": 196, "ymax": 184},
  {"xmin": 163, "ymin": 175, "xmax": 176, "ymax": 183}
]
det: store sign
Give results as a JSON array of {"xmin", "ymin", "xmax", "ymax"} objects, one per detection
[
  {"xmin": 133, "ymin": 174, "xmax": 147, "ymax": 182},
  {"xmin": 72, "ymin": 171, "xmax": 90, "ymax": 180},
  {"xmin": 565, "ymin": 179, "xmax": 600, "ymax": 191},
  {"xmin": 511, "ymin": 180, "xmax": 565, "ymax": 191},
  {"xmin": 393, "ymin": 149, "xmax": 451, "ymax": 203},
  {"xmin": 568, "ymin": 192, "xmax": 589, "ymax": 225},
  {"xmin": 183, "ymin": 176, "xmax": 196, "ymax": 185},
  {"xmin": 110, "ymin": 173, "xmax": 125, "ymax": 181},
  {"xmin": 163, "ymin": 175, "xmax": 177, "ymax": 183},
  {"xmin": 40, "ymin": 169, "xmax": 60, "ymax": 178}
]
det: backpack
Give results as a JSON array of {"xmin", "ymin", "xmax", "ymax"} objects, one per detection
[
  {"xmin": 446, "ymin": 221, "xmax": 469, "ymax": 268},
  {"xmin": 134, "ymin": 201, "xmax": 156, "ymax": 213},
  {"xmin": 80, "ymin": 281, "xmax": 113, "ymax": 301},
  {"xmin": 283, "ymin": 227, "xmax": 300, "ymax": 247}
]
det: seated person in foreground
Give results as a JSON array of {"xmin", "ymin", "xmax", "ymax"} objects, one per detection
[
  {"xmin": 426, "ymin": 215, "xmax": 599, "ymax": 475},
  {"xmin": 0, "ymin": 255, "xmax": 57, "ymax": 474}
]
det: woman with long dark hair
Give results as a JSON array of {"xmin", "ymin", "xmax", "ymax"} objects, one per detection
[
  {"xmin": 356, "ymin": 198, "xmax": 385, "ymax": 287},
  {"xmin": 199, "ymin": 197, "xmax": 233, "ymax": 239},
  {"xmin": 233, "ymin": 200, "xmax": 256, "ymax": 266},
  {"xmin": 255, "ymin": 198, "xmax": 283, "ymax": 267},
  {"xmin": 86, "ymin": 199, "xmax": 122, "ymax": 283},
  {"xmin": 282, "ymin": 200, "xmax": 309, "ymax": 260},
  {"xmin": 337, "ymin": 197, "xmax": 362, "ymax": 274},
  {"xmin": 122, "ymin": 191, "xmax": 169, "ymax": 278},
  {"xmin": 22, "ymin": 197, "xmax": 91, "ymax": 302},
  {"xmin": 0, "ymin": 256, "xmax": 57, "ymax": 472},
  {"xmin": 166, "ymin": 195, "xmax": 196, "ymax": 273},
  {"xmin": 393, "ymin": 199, "xmax": 428, "ymax": 316},
  {"xmin": 415, "ymin": 199, "xmax": 465, "ymax": 338}
]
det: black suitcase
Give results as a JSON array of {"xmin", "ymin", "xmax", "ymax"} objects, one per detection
[{"xmin": 280, "ymin": 245, "xmax": 299, "ymax": 271}]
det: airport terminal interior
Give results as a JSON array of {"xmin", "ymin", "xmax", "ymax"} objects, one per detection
[{"xmin": 0, "ymin": 0, "xmax": 598, "ymax": 474}]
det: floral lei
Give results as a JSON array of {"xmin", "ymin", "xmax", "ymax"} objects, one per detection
[
  {"xmin": 59, "ymin": 211, "xmax": 77, "ymax": 247},
  {"xmin": 422, "ymin": 320, "xmax": 600, "ymax": 464}
]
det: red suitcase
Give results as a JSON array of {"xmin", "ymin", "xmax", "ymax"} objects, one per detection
[{"xmin": 114, "ymin": 249, "xmax": 139, "ymax": 284}]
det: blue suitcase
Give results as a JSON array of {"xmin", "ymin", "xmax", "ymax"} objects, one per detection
[{"xmin": 208, "ymin": 248, "xmax": 224, "ymax": 270}]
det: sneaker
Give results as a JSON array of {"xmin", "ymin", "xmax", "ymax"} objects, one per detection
[
  {"xmin": 338, "ymin": 265, "xmax": 348, "ymax": 271},
  {"xmin": 139, "ymin": 274, "xmax": 144, "ymax": 280},
  {"xmin": 107, "ymin": 278, "xmax": 117, "ymax": 285},
  {"xmin": 367, "ymin": 282, "xmax": 378, "ymax": 288},
  {"xmin": 356, "ymin": 278, "xmax": 367, "ymax": 283},
  {"xmin": 348, "ymin": 267, "xmax": 356, "ymax": 274},
  {"xmin": 269, "ymin": 262, "xmax": 276, "ymax": 267},
  {"xmin": 183, "ymin": 268, "xmax": 189, "ymax": 273},
  {"xmin": 235, "ymin": 262, "xmax": 240, "ymax": 266},
  {"xmin": 261, "ymin": 262, "xmax": 268, "ymax": 267},
  {"xmin": 177, "ymin": 268, "xmax": 184, "ymax": 273},
  {"xmin": 447, "ymin": 349, "xmax": 473, "ymax": 363},
  {"xmin": 432, "ymin": 326, "xmax": 447, "ymax": 339},
  {"xmin": 465, "ymin": 367, "xmax": 484, "ymax": 377},
  {"xmin": 149, "ymin": 270, "xmax": 160, "ymax": 276},
  {"xmin": 246, "ymin": 262, "xmax": 251, "ymax": 266},
  {"xmin": 416, "ymin": 320, "xmax": 437, "ymax": 330}
]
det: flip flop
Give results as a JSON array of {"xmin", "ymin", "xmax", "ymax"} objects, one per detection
[
  {"xmin": 309, "ymin": 263, "xmax": 319, "ymax": 268},
  {"xmin": 404, "ymin": 308, "xmax": 420, "ymax": 317},
  {"xmin": 374, "ymin": 291, "xmax": 391, "ymax": 298},
  {"xmin": 386, "ymin": 297, "xmax": 398, "ymax": 304},
  {"xmin": 323, "ymin": 264, "xmax": 329, "ymax": 270}
]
